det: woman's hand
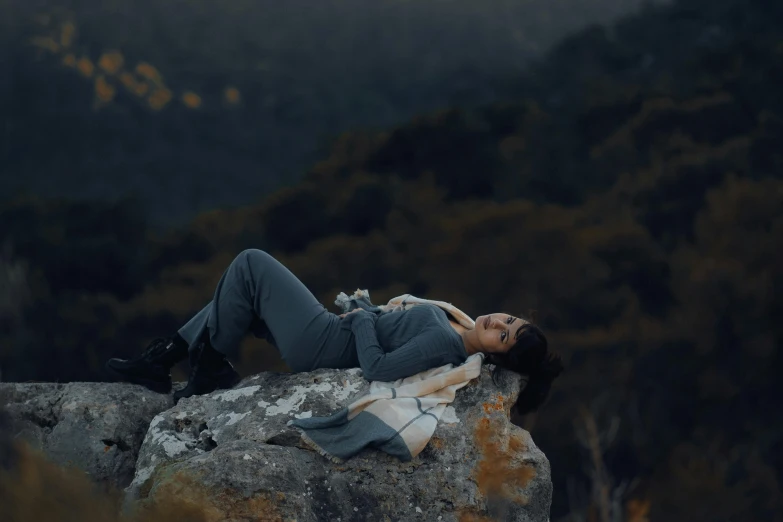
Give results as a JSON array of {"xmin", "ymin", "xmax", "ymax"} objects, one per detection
[{"xmin": 338, "ymin": 308, "xmax": 365, "ymax": 319}]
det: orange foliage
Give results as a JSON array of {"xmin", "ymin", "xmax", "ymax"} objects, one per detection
[
  {"xmin": 60, "ymin": 21, "xmax": 76, "ymax": 47},
  {"xmin": 135, "ymin": 62, "xmax": 163, "ymax": 84},
  {"xmin": 119, "ymin": 72, "xmax": 149, "ymax": 97},
  {"xmin": 26, "ymin": 21, "xmax": 189, "ymax": 114},
  {"xmin": 77, "ymin": 57, "xmax": 94, "ymax": 78},
  {"xmin": 0, "ymin": 443, "xmax": 209, "ymax": 522},
  {"xmin": 224, "ymin": 87, "xmax": 241, "ymax": 105},
  {"xmin": 94, "ymin": 75, "xmax": 116, "ymax": 104},
  {"xmin": 148, "ymin": 88, "xmax": 173, "ymax": 111},
  {"xmin": 98, "ymin": 51, "xmax": 124, "ymax": 75},
  {"xmin": 626, "ymin": 498, "xmax": 651, "ymax": 522},
  {"xmin": 26, "ymin": 20, "xmax": 219, "ymax": 116},
  {"xmin": 182, "ymin": 91, "xmax": 203, "ymax": 109}
]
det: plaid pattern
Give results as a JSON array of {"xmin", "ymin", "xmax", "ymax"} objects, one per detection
[{"xmin": 289, "ymin": 353, "xmax": 484, "ymax": 462}]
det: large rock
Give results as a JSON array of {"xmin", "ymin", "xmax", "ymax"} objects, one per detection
[
  {"xmin": 126, "ymin": 367, "xmax": 552, "ymax": 522},
  {"xmin": 0, "ymin": 382, "xmax": 173, "ymax": 488}
]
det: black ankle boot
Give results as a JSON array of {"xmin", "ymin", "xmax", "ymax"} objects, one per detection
[
  {"xmin": 173, "ymin": 341, "xmax": 240, "ymax": 403},
  {"xmin": 105, "ymin": 337, "xmax": 188, "ymax": 393}
]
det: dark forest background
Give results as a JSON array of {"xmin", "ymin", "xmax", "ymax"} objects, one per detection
[
  {"xmin": 1, "ymin": 0, "xmax": 782, "ymax": 521},
  {"xmin": 1, "ymin": 0, "xmax": 659, "ymax": 226}
]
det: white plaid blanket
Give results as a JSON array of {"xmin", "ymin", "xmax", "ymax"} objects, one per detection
[{"xmin": 289, "ymin": 353, "xmax": 484, "ymax": 462}]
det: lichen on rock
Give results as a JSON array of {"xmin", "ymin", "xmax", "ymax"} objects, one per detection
[
  {"xmin": 125, "ymin": 366, "xmax": 552, "ymax": 521},
  {"xmin": 0, "ymin": 365, "xmax": 551, "ymax": 521}
]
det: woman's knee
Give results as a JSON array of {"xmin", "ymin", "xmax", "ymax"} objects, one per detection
[
  {"xmin": 228, "ymin": 249, "xmax": 274, "ymax": 283},
  {"xmin": 235, "ymin": 249, "xmax": 272, "ymax": 266}
]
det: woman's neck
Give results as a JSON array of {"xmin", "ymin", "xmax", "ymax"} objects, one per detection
[
  {"xmin": 449, "ymin": 320, "xmax": 481, "ymax": 355},
  {"xmin": 449, "ymin": 321, "xmax": 481, "ymax": 356},
  {"xmin": 460, "ymin": 329, "xmax": 482, "ymax": 355}
]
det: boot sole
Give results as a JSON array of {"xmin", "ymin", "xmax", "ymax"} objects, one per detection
[
  {"xmin": 104, "ymin": 362, "xmax": 172, "ymax": 394},
  {"xmin": 218, "ymin": 371, "xmax": 242, "ymax": 390},
  {"xmin": 173, "ymin": 372, "xmax": 241, "ymax": 403}
]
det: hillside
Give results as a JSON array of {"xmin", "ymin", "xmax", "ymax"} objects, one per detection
[
  {"xmin": 1, "ymin": 0, "xmax": 781, "ymax": 520},
  {"xmin": 0, "ymin": 0, "xmax": 659, "ymax": 226}
]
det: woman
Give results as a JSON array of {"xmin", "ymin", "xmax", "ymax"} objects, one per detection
[{"xmin": 106, "ymin": 249, "xmax": 563, "ymax": 414}]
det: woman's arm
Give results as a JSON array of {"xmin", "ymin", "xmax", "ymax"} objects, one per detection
[{"xmin": 346, "ymin": 310, "xmax": 437, "ymax": 382}]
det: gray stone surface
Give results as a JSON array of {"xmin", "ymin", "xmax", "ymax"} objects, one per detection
[
  {"xmin": 126, "ymin": 367, "xmax": 552, "ymax": 522},
  {"xmin": 0, "ymin": 382, "xmax": 173, "ymax": 488}
]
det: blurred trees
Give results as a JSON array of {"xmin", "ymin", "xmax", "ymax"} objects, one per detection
[
  {"xmin": 1, "ymin": 0, "xmax": 661, "ymax": 226},
  {"xmin": 1, "ymin": 0, "xmax": 781, "ymax": 520},
  {"xmin": 0, "ymin": 242, "xmax": 30, "ymax": 382}
]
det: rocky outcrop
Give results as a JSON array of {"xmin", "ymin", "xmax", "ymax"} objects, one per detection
[
  {"xmin": 0, "ymin": 367, "xmax": 552, "ymax": 521},
  {"xmin": 125, "ymin": 367, "xmax": 552, "ymax": 522},
  {"xmin": 0, "ymin": 382, "xmax": 173, "ymax": 488}
]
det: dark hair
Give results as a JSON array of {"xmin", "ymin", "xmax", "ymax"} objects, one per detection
[{"xmin": 487, "ymin": 321, "xmax": 563, "ymax": 416}]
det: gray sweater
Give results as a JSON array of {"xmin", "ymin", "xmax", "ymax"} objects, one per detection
[{"xmin": 341, "ymin": 304, "xmax": 468, "ymax": 381}]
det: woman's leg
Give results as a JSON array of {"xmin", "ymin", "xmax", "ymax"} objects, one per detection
[
  {"xmin": 107, "ymin": 249, "xmax": 338, "ymax": 395},
  {"xmin": 177, "ymin": 249, "xmax": 337, "ymax": 371}
]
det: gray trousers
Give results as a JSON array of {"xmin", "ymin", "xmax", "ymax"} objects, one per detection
[{"xmin": 177, "ymin": 249, "xmax": 352, "ymax": 372}]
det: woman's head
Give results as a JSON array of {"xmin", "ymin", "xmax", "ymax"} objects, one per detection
[
  {"xmin": 470, "ymin": 313, "xmax": 563, "ymax": 416},
  {"xmin": 472, "ymin": 313, "xmax": 531, "ymax": 354}
]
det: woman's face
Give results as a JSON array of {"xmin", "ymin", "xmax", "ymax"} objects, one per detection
[{"xmin": 473, "ymin": 313, "xmax": 529, "ymax": 354}]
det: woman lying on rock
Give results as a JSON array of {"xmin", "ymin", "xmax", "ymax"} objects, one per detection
[{"xmin": 106, "ymin": 249, "xmax": 563, "ymax": 414}]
